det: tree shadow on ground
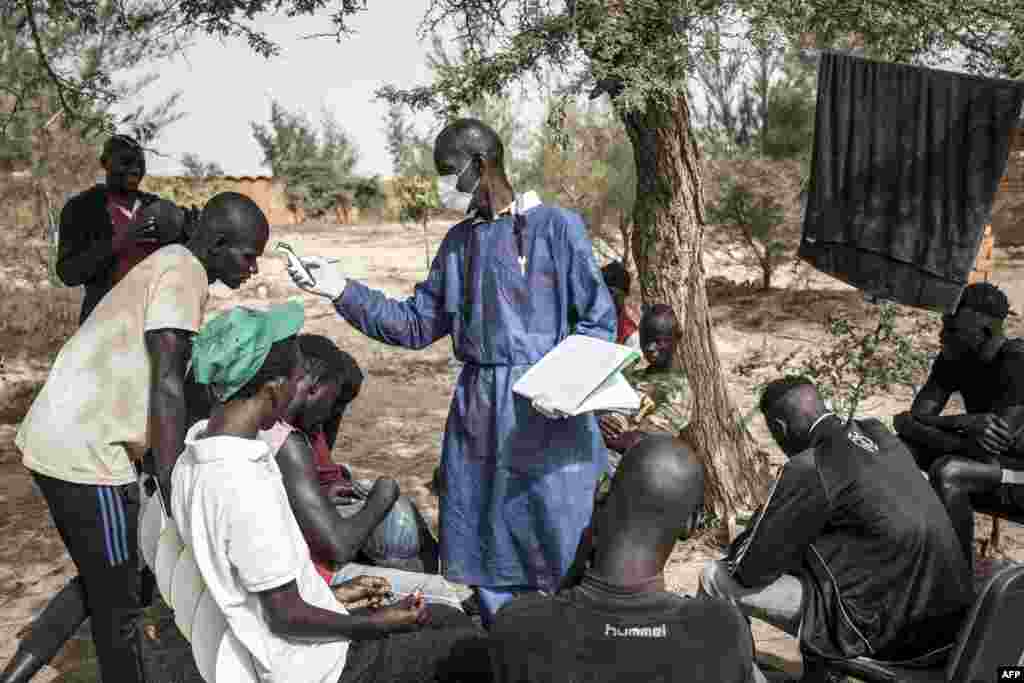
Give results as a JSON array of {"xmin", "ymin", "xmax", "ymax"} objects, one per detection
[
  {"xmin": 368, "ymin": 356, "xmax": 455, "ymax": 380},
  {"xmin": 709, "ymin": 281, "xmax": 866, "ymax": 333},
  {"xmin": 707, "ymin": 278, "xmax": 940, "ymax": 339}
]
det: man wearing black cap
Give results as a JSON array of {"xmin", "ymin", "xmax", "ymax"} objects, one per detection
[
  {"xmin": 56, "ymin": 134, "xmax": 195, "ymax": 325},
  {"xmin": 894, "ymin": 281, "xmax": 1024, "ymax": 568}
]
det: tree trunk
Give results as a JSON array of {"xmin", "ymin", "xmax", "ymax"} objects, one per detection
[
  {"xmin": 618, "ymin": 213, "xmax": 634, "ymax": 274},
  {"xmin": 619, "ymin": 92, "xmax": 770, "ymax": 539},
  {"xmin": 422, "ymin": 218, "xmax": 431, "ymax": 274}
]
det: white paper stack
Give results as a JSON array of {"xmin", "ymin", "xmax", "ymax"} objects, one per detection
[{"xmin": 513, "ymin": 335, "xmax": 642, "ymax": 416}]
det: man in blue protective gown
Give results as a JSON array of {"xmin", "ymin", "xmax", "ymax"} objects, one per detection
[{"xmin": 286, "ymin": 118, "xmax": 616, "ymax": 629}]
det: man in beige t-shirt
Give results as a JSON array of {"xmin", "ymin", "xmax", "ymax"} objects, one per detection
[{"xmin": 7, "ymin": 192, "xmax": 270, "ymax": 683}]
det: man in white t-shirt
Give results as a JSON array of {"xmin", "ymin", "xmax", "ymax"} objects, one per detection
[
  {"xmin": 175, "ymin": 302, "xmax": 491, "ymax": 683},
  {"xmin": 10, "ymin": 192, "xmax": 269, "ymax": 683}
]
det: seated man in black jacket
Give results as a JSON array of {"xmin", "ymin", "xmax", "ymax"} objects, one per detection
[
  {"xmin": 490, "ymin": 435, "xmax": 764, "ymax": 683},
  {"xmin": 57, "ymin": 134, "xmax": 195, "ymax": 325},
  {"xmin": 702, "ymin": 376, "xmax": 973, "ymax": 683},
  {"xmin": 893, "ymin": 282, "xmax": 1024, "ymax": 569}
]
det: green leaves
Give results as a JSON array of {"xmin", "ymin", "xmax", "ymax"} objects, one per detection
[
  {"xmin": 181, "ymin": 153, "xmax": 224, "ymax": 179},
  {"xmin": 707, "ymin": 174, "xmax": 788, "ymax": 289},
  {"xmin": 777, "ymin": 302, "xmax": 933, "ymax": 420},
  {"xmin": 374, "ymin": 0, "xmax": 1024, "ymax": 128},
  {"xmin": 393, "ymin": 175, "xmax": 441, "ymax": 225},
  {"xmin": 250, "ymin": 100, "xmax": 369, "ymax": 218}
]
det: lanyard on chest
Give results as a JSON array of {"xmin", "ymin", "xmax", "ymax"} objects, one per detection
[
  {"xmin": 513, "ymin": 211, "xmax": 527, "ymax": 276},
  {"xmin": 461, "ymin": 199, "xmax": 529, "ymax": 322}
]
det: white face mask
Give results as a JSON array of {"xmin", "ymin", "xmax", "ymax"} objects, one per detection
[{"xmin": 437, "ymin": 158, "xmax": 479, "ymax": 214}]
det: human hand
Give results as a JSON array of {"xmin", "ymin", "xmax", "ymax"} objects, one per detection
[
  {"xmin": 112, "ymin": 215, "xmax": 160, "ymax": 253},
  {"xmin": 613, "ymin": 430, "xmax": 645, "ymax": 453},
  {"xmin": 332, "ymin": 575, "xmax": 392, "ymax": 606},
  {"xmin": 323, "ymin": 480, "xmax": 356, "ymax": 504},
  {"xmin": 965, "ymin": 413, "xmax": 1014, "ymax": 455},
  {"xmin": 599, "ymin": 414, "xmax": 626, "ymax": 442},
  {"xmin": 892, "ymin": 411, "xmax": 911, "ymax": 435},
  {"xmin": 368, "ymin": 593, "xmax": 430, "ymax": 632},
  {"xmin": 533, "ymin": 395, "xmax": 568, "ymax": 420},
  {"xmin": 286, "ymin": 255, "xmax": 347, "ymax": 300}
]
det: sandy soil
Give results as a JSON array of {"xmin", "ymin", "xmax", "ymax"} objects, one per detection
[{"xmin": 4, "ymin": 218, "xmax": 1024, "ymax": 680}]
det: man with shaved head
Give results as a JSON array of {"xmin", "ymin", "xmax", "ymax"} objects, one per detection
[
  {"xmin": 6, "ymin": 192, "xmax": 268, "ymax": 683},
  {"xmin": 701, "ymin": 376, "xmax": 972, "ymax": 683},
  {"xmin": 490, "ymin": 436, "xmax": 762, "ymax": 683},
  {"xmin": 56, "ymin": 133, "xmax": 197, "ymax": 325},
  {"xmin": 288, "ymin": 118, "xmax": 616, "ymax": 629}
]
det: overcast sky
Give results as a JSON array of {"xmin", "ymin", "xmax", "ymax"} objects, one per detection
[{"xmin": 118, "ymin": 2, "xmax": 450, "ymax": 178}]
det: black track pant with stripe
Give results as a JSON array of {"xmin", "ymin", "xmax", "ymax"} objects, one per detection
[{"xmin": 33, "ymin": 472, "xmax": 145, "ymax": 683}]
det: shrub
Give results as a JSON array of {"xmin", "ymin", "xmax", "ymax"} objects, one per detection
[
  {"xmin": 742, "ymin": 301, "xmax": 934, "ymax": 422},
  {"xmin": 707, "ymin": 174, "xmax": 788, "ymax": 290}
]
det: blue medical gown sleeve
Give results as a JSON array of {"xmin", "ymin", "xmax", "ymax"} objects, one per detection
[
  {"xmin": 334, "ymin": 246, "xmax": 452, "ymax": 350},
  {"xmin": 563, "ymin": 211, "xmax": 616, "ymax": 342}
]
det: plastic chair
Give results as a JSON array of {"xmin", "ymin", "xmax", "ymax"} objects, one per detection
[
  {"xmin": 826, "ymin": 562, "xmax": 1024, "ymax": 682},
  {"xmin": 139, "ymin": 476, "xmax": 260, "ymax": 683}
]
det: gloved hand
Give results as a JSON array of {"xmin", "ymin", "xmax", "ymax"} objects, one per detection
[
  {"xmin": 533, "ymin": 395, "xmax": 569, "ymax": 420},
  {"xmin": 287, "ymin": 255, "xmax": 347, "ymax": 300}
]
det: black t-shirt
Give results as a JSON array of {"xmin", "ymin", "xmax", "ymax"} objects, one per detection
[
  {"xmin": 929, "ymin": 338, "xmax": 1024, "ymax": 413},
  {"xmin": 489, "ymin": 571, "xmax": 757, "ymax": 683}
]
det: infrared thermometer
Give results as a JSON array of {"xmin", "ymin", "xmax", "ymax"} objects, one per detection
[{"xmin": 275, "ymin": 242, "xmax": 316, "ymax": 284}]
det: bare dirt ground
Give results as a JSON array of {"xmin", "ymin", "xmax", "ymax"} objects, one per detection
[{"xmin": 3, "ymin": 218, "xmax": 1024, "ymax": 680}]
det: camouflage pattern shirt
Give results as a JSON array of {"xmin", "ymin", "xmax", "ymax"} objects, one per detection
[{"xmin": 604, "ymin": 365, "xmax": 691, "ymax": 437}]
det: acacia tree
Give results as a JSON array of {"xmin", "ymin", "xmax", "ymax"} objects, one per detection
[
  {"xmin": 251, "ymin": 100, "xmax": 363, "ymax": 218},
  {"xmin": 708, "ymin": 174, "xmax": 787, "ymax": 290},
  {"xmin": 527, "ymin": 97, "xmax": 636, "ymax": 269},
  {"xmin": 372, "ymin": 0, "xmax": 1024, "ymax": 533},
  {"xmin": 181, "ymin": 152, "xmax": 224, "ymax": 178},
  {"xmin": 1, "ymin": 1, "xmax": 187, "ymax": 148}
]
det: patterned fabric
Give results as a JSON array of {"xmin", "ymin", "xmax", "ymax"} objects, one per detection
[{"xmin": 618, "ymin": 365, "xmax": 692, "ymax": 436}]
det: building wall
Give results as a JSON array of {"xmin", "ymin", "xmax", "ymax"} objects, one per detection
[
  {"xmin": 219, "ymin": 177, "xmax": 305, "ymax": 226},
  {"xmin": 990, "ymin": 126, "xmax": 1024, "ymax": 248}
]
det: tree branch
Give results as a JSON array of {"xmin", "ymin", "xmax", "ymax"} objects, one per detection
[{"xmin": 23, "ymin": 0, "xmax": 72, "ymax": 119}]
